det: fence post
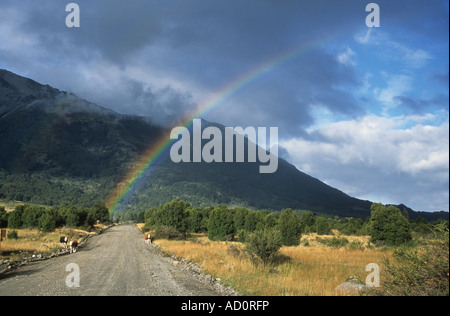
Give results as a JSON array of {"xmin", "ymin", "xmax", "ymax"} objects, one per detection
[{"xmin": 0, "ymin": 229, "xmax": 6, "ymax": 253}]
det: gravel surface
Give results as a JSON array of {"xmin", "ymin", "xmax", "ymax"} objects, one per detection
[{"xmin": 0, "ymin": 225, "xmax": 226, "ymax": 296}]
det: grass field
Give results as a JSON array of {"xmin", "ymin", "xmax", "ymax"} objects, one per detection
[
  {"xmin": 152, "ymin": 232, "xmax": 392, "ymax": 296},
  {"xmin": 2, "ymin": 223, "xmax": 393, "ymax": 295},
  {"xmin": 0, "ymin": 225, "xmax": 106, "ymax": 262}
]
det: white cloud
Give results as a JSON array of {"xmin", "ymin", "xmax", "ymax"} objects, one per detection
[
  {"xmin": 281, "ymin": 114, "xmax": 449, "ymax": 211},
  {"xmin": 337, "ymin": 47, "xmax": 356, "ymax": 66},
  {"xmin": 374, "ymin": 74, "xmax": 413, "ymax": 109},
  {"xmin": 388, "ymin": 41, "xmax": 432, "ymax": 68},
  {"xmin": 354, "ymin": 29, "xmax": 432, "ymax": 69},
  {"xmin": 355, "ymin": 29, "xmax": 373, "ymax": 45}
]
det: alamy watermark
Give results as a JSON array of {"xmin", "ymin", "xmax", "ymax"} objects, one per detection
[
  {"xmin": 66, "ymin": 263, "xmax": 80, "ymax": 288},
  {"xmin": 169, "ymin": 119, "xmax": 279, "ymax": 174},
  {"xmin": 365, "ymin": 263, "xmax": 380, "ymax": 288},
  {"xmin": 65, "ymin": 3, "xmax": 80, "ymax": 28},
  {"xmin": 64, "ymin": 2, "xmax": 381, "ymax": 30},
  {"xmin": 366, "ymin": 3, "xmax": 381, "ymax": 28}
]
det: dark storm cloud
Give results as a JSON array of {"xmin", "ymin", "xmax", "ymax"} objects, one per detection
[
  {"xmin": 120, "ymin": 78, "xmax": 196, "ymax": 126},
  {"xmin": 0, "ymin": 0, "xmax": 446, "ymax": 132},
  {"xmin": 1, "ymin": 0, "xmax": 448, "ymax": 211}
]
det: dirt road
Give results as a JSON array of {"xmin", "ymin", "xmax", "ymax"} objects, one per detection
[{"xmin": 0, "ymin": 225, "xmax": 223, "ymax": 296}]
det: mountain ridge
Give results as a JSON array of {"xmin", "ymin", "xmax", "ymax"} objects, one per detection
[{"xmin": 0, "ymin": 70, "xmax": 447, "ymax": 221}]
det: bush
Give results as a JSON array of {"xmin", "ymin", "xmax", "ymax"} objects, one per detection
[
  {"xmin": 372, "ymin": 223, "xmax": 449, "ymax": 296},
  {"xmin": 317, "ymin": 237, "xmax": 349, "ymax": 248},
  {"xmin": 369, "ymin": 203, "xmax": 412, "ymax": 246},
  {"xmin": 349, "ymin": 240, "xmax": 364, "ymax": 249},
  {"xmin": 245, "ymin": 228, "xmax": 283, "ymax": 268},
  {"xmin": 208, "ymin": 205, "xmax": 235, "ymax": 241},
  {"xmin": 7, "ymin": 210, "xmax": 23, "ymax": 229},
  {"xmin": 39, "ymin": 212, "xmax": 56, "ymax": 232},
  {"xmin": 226, "ymin": 244, "xmax": 243, "ymax": 258},
  {"xmin": 154, "ymin": 225, "xmax": 184, "ymax": 240},
  {"xmin": 237, "ymin": 229, "xmax": 248, "ymax": 243},
  {"xmin": 158, "ymin": 199, "xmax": 190, "ymax": 235},
  {"xmin": 0, "ymin": 207, "xmax": 9, "ymax": 228},
  {"xmin": 7, "ymin": 230, "xmax": 18, "ymax": 240},
  {"xmin": 316, "ymin": 216, "xmax": 331, "ymax": 235},
  {"xmin": 278, "ymin": 209, "xmax": 302, "ymax": 246}
]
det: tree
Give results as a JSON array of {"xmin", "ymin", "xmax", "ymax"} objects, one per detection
[
  {"xmin": 39, "ymin": 212, "xmax": 56, "ymax": 232},
  {"xmin": 233, "ymin": 207, "xmax": 250, "ymax": 231},
  {"xmin": 316, "ymin": 216, "xmax": 331, "ymax": 235},
  {"xmin": 158, "ymin": 199, "xmax": 191, "ymax": 235},
  {"xmin": 136, "ymin": 211, "xmax": 145, "ymax": 224},
  {"xmin": 22, "ymin": 205, "xmax": 44, "ymax": 228},
  {"xmin": 245, "ymin": 228, "xmax": 283, "ymax": 268},
  {"xmin": 244, "ymin": 211, "xmax": 259, "ymax": 233},
  {"xmin": 0, "ymin": 207, "xmax": 8, "ymax": 228},
  {"xmin": 299, "ymin": 211, "xmax": 316, "ymax": 233},
  {"xmin": 278, "ymin": 208, "xmax": 302, "ymax": 246},
  {"xmin": 369, "ymin": 203, "xmax": 412, "ymax": 246},
  {"xmin": 8, "ymin": 209, "xmax": 23, "ymax": 229},
  {"xmin": 265, "ymin": 213, "xmax": 279, "ymax": 229},
  {"xmin": 187, "ymin": 207, "xmax": 209, "ymax": 233},
  {"xmin": 90, "ymin": 203, "xmax": 110, "ymax": 223},
  {"xmin": 65, "ymin": 206, "xmax": 81, "ymax": 227},
  {"xmin": 208, "ymin": 205, "xmax": 235, "ymax": 241}
]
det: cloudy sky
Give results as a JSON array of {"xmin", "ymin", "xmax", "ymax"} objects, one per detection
[{"xmin": 1, "ymin": 0, "xmax": 448, "ymax": 212}]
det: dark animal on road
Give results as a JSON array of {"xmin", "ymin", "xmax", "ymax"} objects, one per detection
[
  {"xmin": 70, "ymin": 240, "xmax": 78, "ymax": 253},
  {"xmin": 60, "ymin": 236, "xmax": 68, "ymax": 248}
]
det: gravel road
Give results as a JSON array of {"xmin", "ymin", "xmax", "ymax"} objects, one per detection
[{"xmin": 0, "ymin": 225, "xmax": 224, "ymax": 296}]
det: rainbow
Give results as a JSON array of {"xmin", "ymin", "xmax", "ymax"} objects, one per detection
[{"xmin": 106, "ymin": 39, "xmax": 323, "ymax": 213}]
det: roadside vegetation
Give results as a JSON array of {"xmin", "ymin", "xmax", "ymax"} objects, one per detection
[
  {"xmin": 1, "ymin": 198, "xmax": 448, "ymax": 296},
  {"xmin": 0, "ymin": 203, "xmax": 111, "ymax": 262},
  {"xmin": 138, "ymin": 199, "xmax": 449, "ymax": 296}
]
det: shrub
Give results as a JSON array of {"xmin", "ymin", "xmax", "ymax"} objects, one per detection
[
  {"xmin": 317, "ymin": 237, "xmax": 349, "ymax": 248},
  {"xmin": 39, "ymin": 212, "xmax": 56, "ymax": 232},
  {"xmin": 208, "ymin": 205, "xmax": 235, "ymax": 241},
  {"xmin": 7, "ymin": 229, "xmax": 18, "ymax": 240},
  {"xmin": 154, "ymin": 225, "xmax": 184, "ymax": 240},
  {"xmin": 369, "ymin": 203, "xmax": 412, "ymax": 246},
  {"xmin": 349, "ymin": 240, "xmax": 364, "ymax": 249},
  {"xmin": 372, "ymin": 223, "xmax": 449, "ymax": 296},
  {"xmin": 278, "ymin": 209, "xmax": 302, "ymax": 246},
  {"xmin": 245, "ymin": 228, "xmax": 283, "ymax": 268},
  {"xmin": 226, "ymin": 244, "xmax": 243, "ymax": 258},
  {"xmin": 315, "ymin": 216, "xmax": 331, "ymax": 235},
  {"xmin": 158, "ymin": 199, "xmax": 190, "ymax": 235},
  {"xmin": 7, "ymin": 210, "xmax": 22, "ymax": 229},
  {"xmin": 237, "ymin": 229, "xmax": 248, "ymax": 243},
  {"xmin": 0, "ymin": 207, "xmax": 9, "ymax": 228}
]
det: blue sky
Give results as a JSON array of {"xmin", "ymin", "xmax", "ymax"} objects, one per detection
[{"xmin": 0, "ymin": 0, "xmax": 448, "ymax": 211}]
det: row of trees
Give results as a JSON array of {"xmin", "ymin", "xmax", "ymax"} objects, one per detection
[
  {"xmin": 140, "ymin": 199, "xmax": 449, "ymax": 286},
  {"xmin": 141, "ymin": 199, "xmax": 303, "ymax": 246},
  {"xmin": 0, "ymin": 203, "xmax": 110, "ymax": 232},
  {"xmin": 140, "ymin": 199, "xmax": 448, "ymax": 247}
]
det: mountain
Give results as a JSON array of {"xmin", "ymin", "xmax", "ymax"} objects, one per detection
[
  {"xmin": 0, "ymin": 70, "xmax": 447, "ymax": 221},
  {"xmin": 0, "ymin": 69, "xmax": 165, "ymax": 206}
]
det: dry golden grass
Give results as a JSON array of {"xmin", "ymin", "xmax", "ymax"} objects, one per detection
[
  {"xmin": 154, "ymin": 233, "xmax": 392, "ymax": 296},
  {"xmin": 0, "ymin": 225, "xmax": 107, "ymax": 262},
  {"xmin": 301, "ymin": 231, "xmax": 371, "ymax": 248}
]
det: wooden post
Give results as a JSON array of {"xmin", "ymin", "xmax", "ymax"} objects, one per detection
[{"xmin": 0, "ymin": 229, "xmax": 6, "ymax": 253}]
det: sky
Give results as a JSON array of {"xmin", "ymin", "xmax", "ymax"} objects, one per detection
[{"xmin": 0, "ymin": 0, "xmax": 448, "ymax": 212}]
